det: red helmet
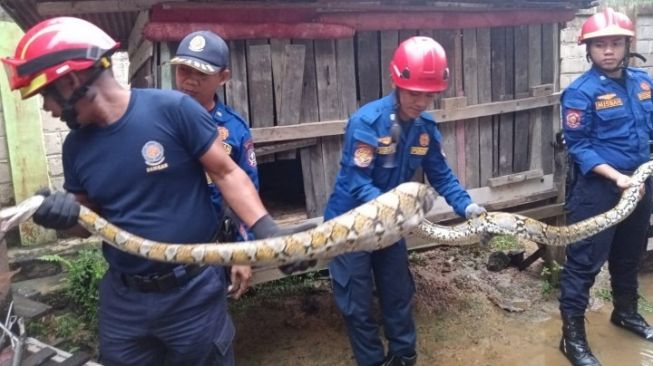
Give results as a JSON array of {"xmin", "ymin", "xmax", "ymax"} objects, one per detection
[
  {"xmin": 389, "ymin": 36, "xmax": 449, "ymax": 93},
  {"xmin": 2, "ymin": 17, "xmax": 119, "ymax": 99},
  {"xmin": 578, "ymin": 7, "xmax": 635, "ymax": 45}
]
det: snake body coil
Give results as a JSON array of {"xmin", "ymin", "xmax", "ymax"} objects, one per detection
[{"xmin": 70, "ymin": 160, "xmax": 653, "ymax": 266}]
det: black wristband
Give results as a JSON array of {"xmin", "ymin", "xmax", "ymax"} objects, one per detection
[{"xmin": 251, "ymin": 214, "xmax": 279, "ymax": 239}]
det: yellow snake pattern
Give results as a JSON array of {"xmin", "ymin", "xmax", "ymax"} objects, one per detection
[
  {"xmin": 77, "ymin": 182, "xmax": 436, "ymax": 266},
  {"xmin": 74, "ymin": 161, "xmax": 653, "ymax": 266}
]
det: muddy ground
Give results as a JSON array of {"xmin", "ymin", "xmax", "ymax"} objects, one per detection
[{"xmin": 231, "ymin": 240, "xmax": 615, "ymax": 365}]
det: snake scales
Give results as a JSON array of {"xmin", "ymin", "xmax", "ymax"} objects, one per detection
[{"xmin": 14, "ymin": 160, "xmax": 653, "ymax": 267}]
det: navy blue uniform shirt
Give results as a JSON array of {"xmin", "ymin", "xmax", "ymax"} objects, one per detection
[
  {"xmin": 63, "ymin": 89, "xmax": 220, "ymax": 275},
  {"xmin": 326, "ymin": 92, "xmax": 472, "ymax": 218},
  {"xmin": 562, "ymin": 66, "xmax": 653, "ymax": 175}
]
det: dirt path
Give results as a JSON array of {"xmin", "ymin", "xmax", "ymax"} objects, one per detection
[{"xmin": 231, "ymin": 242, "xmax": 595, "ymax": 365}]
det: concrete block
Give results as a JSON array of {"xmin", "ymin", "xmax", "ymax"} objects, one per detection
[
  {"xmin": 0, "ymin": 161, "xmax": 11, "ymax": 184},
  {"xmin": 637, "ymin": 16, "xmax": 653, "ymax": 27},
  {"xmin": 42, "ymin": 132, "xmax": 65, "ymax": 156},
  {"xmin": 111, "ymin": 51, "xmax": 130, "ymax": 87},
  {"xmin": 561, "ymin": 57, "xmax": 590, "ymax": 74},
  {"xmin": 0, "ymin": 139, "xmax": 8, "ymax": 161},
  {"xmin": 639, "ymin": 26, "xmax": 653, "ymax": 41},
  {"xmin": 40, "ymin": 109, "xmax": 67, "ymax": 133},
  {"xmin": 50, "ymin": 176, "xmax": 64, "ymax": 191},
  {"xmin": 0, "ymin": 183, "xmax": 14, "ymax": 206},
  {"xmin": 47, "ymin": 155, "xmax": 63, "ymax": 177},
  {"xmin": 560, "ymin": 74, "xmax": 577, "ymax": 89},
  {"xmin": 560, "ymin": 27, "xmax": 580, "ymax": 45},
  {"xmin": 636, "ymin": 40, "xmax": 653, "ymax": 58},
  {"xmin": 560, "ymin": 44, "xmax": 586, "ymax": 59}
]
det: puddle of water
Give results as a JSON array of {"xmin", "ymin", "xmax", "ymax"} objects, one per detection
[
  {"xmin": 234, "ymin": 274, "xmax": 653, "ymax": 365},
  {"xmin": 418, "ymin": 275, "xmax": 653, "ymax": 366}
]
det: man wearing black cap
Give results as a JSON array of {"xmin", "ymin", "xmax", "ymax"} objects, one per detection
[
  {"xmin": 172, "ymin": 31, "xmax": 318, "ymax": 281},
  {"xmin": 172, "ymin": 31, "xmax": 258, "ymax": 300}
]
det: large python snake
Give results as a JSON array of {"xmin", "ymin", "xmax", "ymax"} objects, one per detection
[{"xmin": 3, "ymin": 161, "xmax": 652, "ymax": 267}]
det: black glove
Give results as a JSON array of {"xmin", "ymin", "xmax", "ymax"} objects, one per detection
[
  {"xmin": 251, "ymin": 214, "xmax": 318, "ymax": 275},
  {"xmin": 33, "ymin": 189, "xmax": 80, "ymax": 230}
]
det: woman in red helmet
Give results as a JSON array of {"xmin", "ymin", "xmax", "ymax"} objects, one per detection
[
  {"xmin": 559, "ymin": 8, "xmax": 653, "ymax": 366},
  {"xmin": 2, "ymin": 16, "xmax": 309, "ymax": 366},
  {"xmin": 323, "ymin": 36, "xmax": 484, "ymax": 366}
]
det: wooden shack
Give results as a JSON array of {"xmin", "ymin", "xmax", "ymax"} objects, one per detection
[{"xmin": 0, "ymin": 0, "xmax": 594, "ymax": 262}]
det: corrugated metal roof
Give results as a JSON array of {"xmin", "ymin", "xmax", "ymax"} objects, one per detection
[{"xmin": 0, "ymin": 0, "xmax": 595, "ymax": 49}]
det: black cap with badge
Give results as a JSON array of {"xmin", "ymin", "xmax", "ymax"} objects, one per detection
[{"xmin": 171, "ymin": 30, "xmax": 229, "ymax": 75}]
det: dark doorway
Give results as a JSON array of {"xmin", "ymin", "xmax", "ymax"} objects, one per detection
[{"xmin": 258, "ymin": 158, "xmax": 307, "ymax": 224}]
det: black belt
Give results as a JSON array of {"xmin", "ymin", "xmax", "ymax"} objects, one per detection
[{"xmin": 120, "ymin": 265, "xmax": 206, "ymax": 293}]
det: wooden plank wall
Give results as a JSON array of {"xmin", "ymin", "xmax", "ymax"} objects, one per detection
[
  {"xmin": 0, "ymin": 21, "xmax": 57, "ymax": 246},
  {"xmin": 143, "ymin": 24, "xmax": 560, "ymax": 218}
]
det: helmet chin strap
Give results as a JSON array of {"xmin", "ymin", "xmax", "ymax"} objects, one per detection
[{"xmin": 50, "ymin": 60, "xmax": 110, "ymax": 129}]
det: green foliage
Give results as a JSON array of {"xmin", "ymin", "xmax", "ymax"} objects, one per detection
[
  {"xmin": 595, "ymin": 288, "xmax": 613, "ymax": 302},
  {"xmin": 27, "ymin": 313, "xmax": 95, "ymax": 354},
  {"xmin": 594, "ymin": 289, "xmax": 653, "ymax": 314},
  {"xmin": 541, "ymin": 261, "xmax": 563, "ymax": 297},
  {"xmin": 39, "ymin": 249, "xmax": 108, "ymax": 325},
  {"xmin": 229, "ymin": 271, "xmax": 327, "ymax": 314},
  {"xmin": 408, "ymin": 251, "xmax": 427, "ymax": 266},
  {"xmin": 638, "ymin": 296, "xmax": 653, "ymax": 314},
  {"xmin": 489, "ymin": 235, "xmax": 520, "ymax": 252}
]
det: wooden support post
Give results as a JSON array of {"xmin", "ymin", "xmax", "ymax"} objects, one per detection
[
  {"xmin": 276, "ymin": 44, "xmax": 306, "ymax": 160},
  {"xmin": 462, "ymin": 28, "xmax": 480, "ymax": 188},
  {"xmin": 476, "ymin": 27, "xmax": 493, "ymax": 188},
  {"xmin": 296, "ymin": 39, "xmax": 321, "ymax": 218},
  {"xmin": 0, "ymin": 21, "xmax": 56, "ymax": 246},
  {"xmin": 546, "ymin": 132, "xmax": 567, "ymax": 268},
  {"xmin": 158, "ymin": 42, "xmax": 173, "ymax": 90},
  {"xmin": 127, "ymin": 10, "xmax": 149, "ymax": 56},
  {"xmin": 128, "ymin": 39, "xmax": 154, "ymax": 82}
]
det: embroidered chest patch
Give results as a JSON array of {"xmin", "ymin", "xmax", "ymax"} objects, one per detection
[
  {"xmin": 218, "ymin": 126, "xmax": 229, "ymax": 141},
  {"xmin": 410, "ymin": 147, "xmax": 428, "ymax": 155},
  {"xmin": 419, "ymin": 133, "xmax": 429, "ymax": 147},
  {"xmin": 142, "ymin": 141, "xmax": 169, "ymax": 173},
  {"xmin": 353, "ymin": 143, "xmax": 374, "ymax": 168},
  {"xmin": 565, "ymin": 109, "xmax": 582, "ymax": 129},
  {"xmin": 594, "ymin": 94, "xmax": 623, "ymax": 110}
]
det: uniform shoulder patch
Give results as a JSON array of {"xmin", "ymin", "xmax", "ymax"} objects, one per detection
[
  {"xmin": 353, "ymin": 143, "xmax": 374, "ymax": 168},
  {"xmin": 245, "ymin": 140, "xmax": 257, "ymax": 167},
  {"xmin": 565, "ymin": 109, "xmax": 582, "ymax": 129}
]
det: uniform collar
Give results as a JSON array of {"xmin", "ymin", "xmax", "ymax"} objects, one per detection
[
  {"xmin": 209, "ymin": 95, "xmax": 227, "ymax": 121},
  {"xmin": 591, "ymin": 65, "xmax": 630, "ymax": 86}
]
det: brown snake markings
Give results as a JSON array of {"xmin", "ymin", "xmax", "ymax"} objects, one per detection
[{"xmin": 75, "ymin": 161, "xmax": 653, "ymax": 266}]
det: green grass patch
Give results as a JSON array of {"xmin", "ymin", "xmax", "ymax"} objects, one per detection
[{"xmin": 489, "ymin": 235, "xmax": 520, "ymax": 252}]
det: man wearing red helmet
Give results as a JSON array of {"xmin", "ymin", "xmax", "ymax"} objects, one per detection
[
  {"xmin": 323, "ymin": 36, "xmax": 484, "ymax": 366},
  {"xmin": 2, "ymin": 17, "xmax": 311, "ymax": 366},
  {"xmin": 560, "ymin": 7, "xmax": 653, "ymax": 366}
]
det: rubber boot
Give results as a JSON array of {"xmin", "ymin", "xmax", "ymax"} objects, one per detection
[
  {"xmin": 611, "ymin": 293, "xmax": 653, "ymax": 341},
  {"xmin": 381, "ymin": 352, "xmax": 417, "ymax": 366},
  {"xmin": 559, "ymin": 314, "xmax": 601, "ymax": 366}
]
